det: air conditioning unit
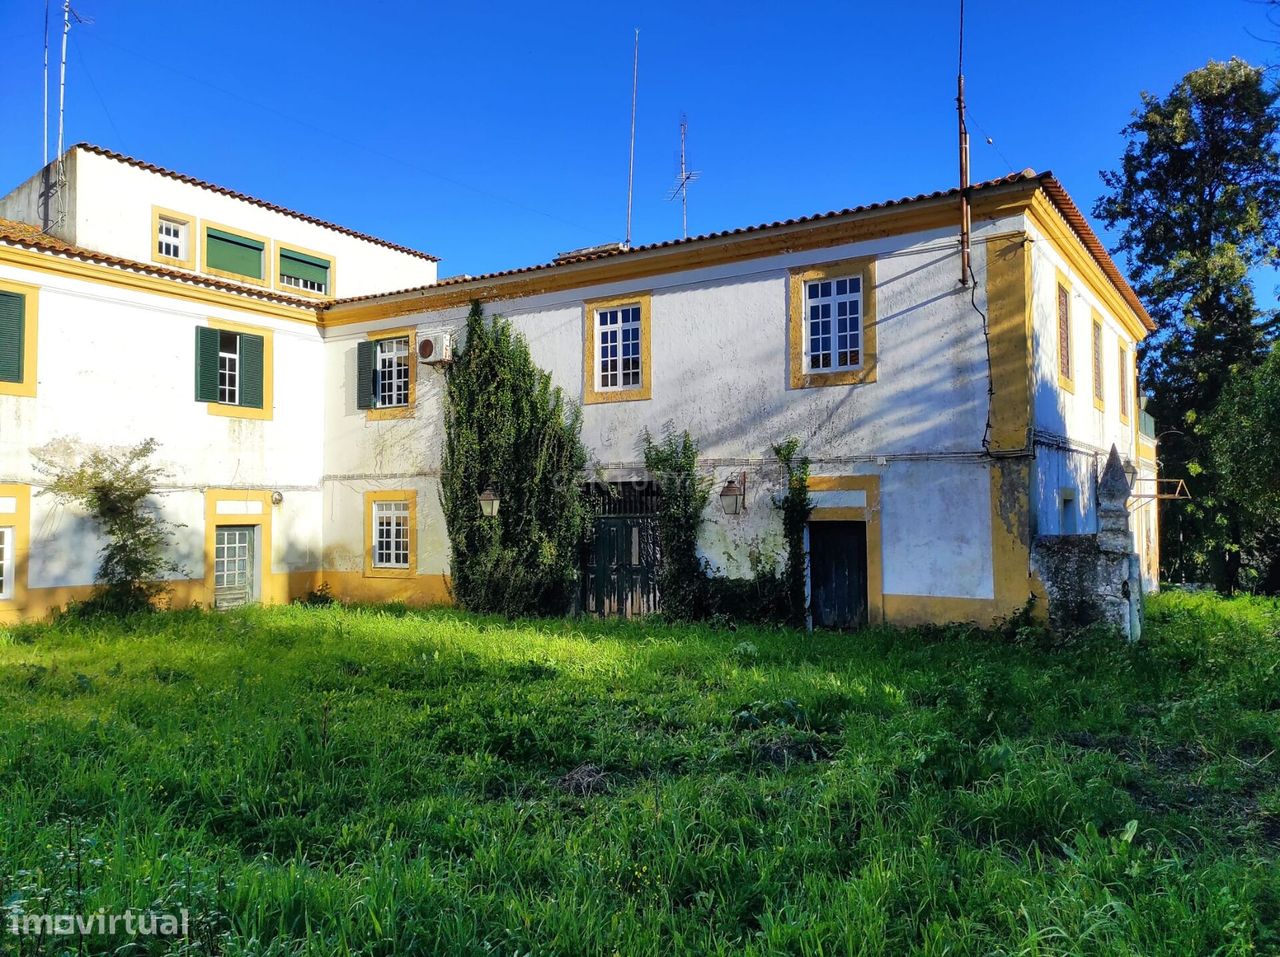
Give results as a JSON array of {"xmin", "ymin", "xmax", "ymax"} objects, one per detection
[{"xmin": 417, "ymin": 330, "xmax": 453, "ymax": 364}]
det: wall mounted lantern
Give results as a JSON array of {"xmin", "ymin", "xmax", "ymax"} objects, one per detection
[
  {"xmin": 478, "ymin": 485, "xmax": 501, "ymax": 518},
  {"xmin": 719, "ymin": 472, "xmax": 747, "ymax": 516}
]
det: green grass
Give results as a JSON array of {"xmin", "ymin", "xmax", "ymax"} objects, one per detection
[{"xmin": 1, "ymin": 592, "xmax": 1279, "ymax": 955}]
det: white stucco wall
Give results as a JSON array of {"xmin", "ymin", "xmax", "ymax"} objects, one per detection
[
  {"xmin": 64, "ymin": 149, "xmax": 436, "ymax": 299},
  {"xmin": 322, "ymin": 217, "xmax": 1024, "ymax": 602},
  {"xmin": 0, "ymin": 259, "xmax": 326, "ymax": 593}
]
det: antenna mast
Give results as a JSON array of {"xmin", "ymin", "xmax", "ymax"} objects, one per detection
[
  {"xmin": 666, "ymin": 114, "xmax": 701, "ymax": 239},
  {"xmin": 625, "ymin": 28, "xmax": 639, "ymax": 248},
  {"xmin": 43, "ymin": 0, "xmax": 50, "ymax": 167},
  {"xmin": 957, "ymin": 0, "xmax": 971, "ymax": 286}
]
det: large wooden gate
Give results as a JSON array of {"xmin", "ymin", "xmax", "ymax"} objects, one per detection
[{"xmin": 581, "ymin": 483, "xmax": 661, "ymax": 618}]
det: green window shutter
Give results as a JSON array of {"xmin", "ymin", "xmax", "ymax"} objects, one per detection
[
  {"xmin": 239, "ymin": 333, "xmax": 265, "ymax": 409},
  {"xmin": 356, "ymin": 340, "xmax": 375, "ymax": 409},
  {"xmin": 0, "ymin": 291, "xmax": 25, "ymax": 384},
  {"xmin": 206, "ymin": 228, "xmax": 265, "ymax": 279},
  {"xmin": 194, "ymin": 326, "xmax": 220, "ymax": 402},
  {"xmin": 280, "ymin": 249, "xmax": 330, "ymax": 287}
]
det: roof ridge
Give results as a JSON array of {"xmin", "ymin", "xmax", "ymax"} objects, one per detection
[{"xmin": 71, "ymin": 143, "xmax": 439, "ymax": 262}]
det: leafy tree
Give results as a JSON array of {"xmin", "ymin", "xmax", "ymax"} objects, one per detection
[
  {"xmin": 642, "ymin": 426, "xmax": 711, "ymax": 620},
  {"xmin": 1208, "ymin": 345, "xmax": 1280, "ymax": 591},
  {"xmin": 1094, "ymin": 58, "xmax": 1280, "ymax": 589},
  {"xmin": 441, "ymin": 302, "xmax": 589, "ymax": 616},
  {"xmin": 35, "ymin": 437, "xmax": 184, "ymax": 614}
]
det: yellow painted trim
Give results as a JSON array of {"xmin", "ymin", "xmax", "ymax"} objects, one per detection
[
  {"xmin": 324, "ymin": 189, "xmax": 1034, "ymax": 327},
  {"xmin": 202, "ymin": 220, "xmax": 271, "ymax": 288},
  {"xmin": 0, "ymin": 278, "xmax": 39, "ymax": 398},
  {"xmin": 203, "ymin": 489, "xmax": 291, "ymax": 606},
  {"xmin": 788, "ymin": 256, "xmax": 878, "ymax": 389},
  {"xmin": 205, "ymin": 318, "xmax": 274, "ymax": 421},
  {"xmin": 1028, "ymin": 193, "xmax": 1148, "ymax": 343},
  {"xmin": 1054, "ymin": 270, "xmax": 1075, "ymax": 393},
  {"xmin": 274, "ymin": 241, "xmax": 336, "ymax": 300},
  {"xmin": 363, "ymin": 490, "xmax": 418, "ymax": 579},
  {"xmin": 807, "ymin": 475, "xmax": 883, "ymax": 624},
  {"xmin": 985, "ymin": 234, "xmax": 1032, "ymax": 452},
  {"xmin": 582, "ymin": 292, "xmax": 652, "ymax": 404},
  {"xmin": 1118, "ymin": 341, "xmax": 1131, "ymax": 426},
  {"xmin": 366, "ymin": 327, "xmax": 417, "ymax": 420},
  {"xmin": 0, "ymin": 245, "xmax": 319, "ymax": 325},
  {"xmin": 1137, "ymin": 435, "xmax": 1157, "ymax": 464},
  {"xmin": 1091, "ymin": 314, "xmax": 1106, "ymax": 412},
  {"xmin": 0, "ymin": 484, "xmax": 31, "ymax": 618},
  {"xmin": 150, "ymin": 205, "xmax": 197, "ymax": 271},
  {"xmin": 321, "ymin": 570, "xmax": 451, "ymax": 606}
]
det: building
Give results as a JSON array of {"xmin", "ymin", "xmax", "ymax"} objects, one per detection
[{"xmin": 0, "ymin": 144, "xmax": 1158, "ymax": 626}]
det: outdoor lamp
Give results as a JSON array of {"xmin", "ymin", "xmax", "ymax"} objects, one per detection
[
  {"xmin": 1123, "ymin": 459, "xmax": 1139, "ymax": 489},
  {"xmin": 719, "ymin": 473, "xmax": 746, "ymax": 516},
  {"xmin": 478, "ymin": 485, "xmax": 500, "ymax": 518}
]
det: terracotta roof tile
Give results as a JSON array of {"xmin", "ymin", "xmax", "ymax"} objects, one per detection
[
  {"xmin": 71, "ymin": 144, "xmax": 439, "ymax": 262},
  {"xmin": 0, "ymin": 218, "xmax": 321, "ymax": 310}
]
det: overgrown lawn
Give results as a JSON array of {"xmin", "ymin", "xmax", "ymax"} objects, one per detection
[{"xmin": 1, "ymin": 592, "xmax": 1278, "ymax": 954}]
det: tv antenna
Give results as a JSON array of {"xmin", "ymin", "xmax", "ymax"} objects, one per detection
[
  {"xmin": 666, "ymin": 114, "xmax": 700, "ymax": 239},
  {"xmin": 625, "ymin": 28, "xmax": 639, "ymax": 248},
  {"xmin": 957, "ymin": 0, "xmax": 971, "ymax": 286}
]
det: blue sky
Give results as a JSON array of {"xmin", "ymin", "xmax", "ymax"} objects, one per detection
[{"xmin": 0, "ymin": 1, "xmax": 1276, "ymax": 278}]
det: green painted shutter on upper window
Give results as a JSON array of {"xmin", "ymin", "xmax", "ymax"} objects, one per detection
[
  {"xmin": 280, "ymin": 249, "xmax": 330, "ymax": 287},
  {"xmin": 206, "ymin": 228, "xmax": 265, "ymax": 279},
  {"xmin": 356, "ymin": 340, "xmax": 375, "ymax": 409},
  {"xmin": 0, "ymin": 291, "xmax": 24, "ymax": 384},
  {"xmin": 194, "ymin": 326, "xmax": 220, "ymax": 402},
  {"xmin": 238, "ymin": 333, "xmax": 264, "ymax": 409}
]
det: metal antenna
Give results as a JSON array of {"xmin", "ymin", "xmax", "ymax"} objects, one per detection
[
  {"xmin": 666, "ymin": 114, "xmax": 701, "ymax": 239},
  {"xmin": 625, "ymin": 28, "xmax": 639, "ymax": 248},
  {"xmin": 957, "ymin": 0, "xmax": 971, "ymax": 286},
  {"xmin": 52, "ymin": 1, "xmax": 90, "ymax": 233},
  {"xmin": 43, "ymin": 0, "xmax": 49, "ymax": 167}
]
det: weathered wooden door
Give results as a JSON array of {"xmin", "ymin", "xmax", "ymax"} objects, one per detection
[
  {"xmin": 808, "ymin": 521, "xmax": 868, "ymax": 629},
  {"xmin": 581, "ymin": 483, "xmax": 660, "ymax": 617}
]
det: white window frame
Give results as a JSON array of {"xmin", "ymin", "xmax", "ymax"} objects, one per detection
[
  {"xmin": 157, "ymin": 217, "xmax": 187, "ymax": 261},
  {"xmin": 218, "ymin": 331, "xmax": 239, "ymax": 406},
  {"xmin": 280, "ymin": 273, "xmax": 327, "ymax": 295},
  {"xmin": 805, "ymin": 275, "xmax": 862, "ymax": 373},
  {"xmin": 595, "ymin": 304, "xmax": 642, "ymax": 391},
  {"xmin": 372, "ymin": 501, "xmax": 411, "ymax": 568},
  {"xmin": 376, "ymin": 336, "xmax": 410, "ymax": 408},
  {"xmin": 0, "ymin": 526, "xmax": 13, "ymax": 601}
]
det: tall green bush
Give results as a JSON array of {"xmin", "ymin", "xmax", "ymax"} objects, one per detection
[
  {"xmin": 34, "ymin": 437, "xmax": 184, "ymax": 615},
  {"xmin": 773, "ymin": 438, "xmax": 813, "ymax": 625},
  {"xmin": 441, "ymin": 302, "xmax": 589, "ymax": 616}
]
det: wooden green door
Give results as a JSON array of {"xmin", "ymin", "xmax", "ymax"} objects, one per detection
[
  {"xmin": 580, "ymin": 483, "xmax": 661, "ymax": 618},
  {"xmin": 808, "ymin": 521, "xmax": 868, "ymax": 629}
]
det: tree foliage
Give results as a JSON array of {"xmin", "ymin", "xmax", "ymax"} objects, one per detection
[
  {"xmin": 772, "ymin": 438, "xmax": 812, "ymax": 625},
  {"xmin": 35, "ymin": 438, "xmax": 184, "ymax": 615},
  {"xmin": 441, "ymin": 302, "xmax": 589, "ymax": 616},
  {"xmin": 1093, "ymin": 58, "xmax": 1280, "ymax": 589},
  {"xmin": 642, "ymin": 426, "xmax": 712, "ymax": 621},
  {"xmin": 1208, "ymin": 345, "xmax": 1280, "ymax": 591}
]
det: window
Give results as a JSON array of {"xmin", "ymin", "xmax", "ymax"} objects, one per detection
[
  {"xmin": 194, "ymin": 324, "xmax": 270, "ymax": 419},
  {"xmin": 372, "ymin": 501, "xmax": 410, "ymax": 568},
  {"xmin": 1091, "ymin": 318, "xmax": 1105, "ymax": 409},
  {"xmin": 596, "ymin": 304, "xmax": 642, "ymax": 390},
  {"xmin": 204, "ymin": 224, "xmax": 267, "ymax": 283},
  {"xmin": 151, "ymin": 207, "xmax": 195, "ymax": 269},
  {"xmin": 789, "ymin": 258, "xmax": 877, "ymax": 389},
  {"xmin": 278, "ymin": 248, "xmax": 332, "ymax": 296},
  {"xmin": 1056, "ymin": 281, "xmax": 1073, "ymax": 390},
  {"xmin": 0, "ymin": 526, "xmax": 12, "ymax": 601},
  {"xmin": 1118, "ymin": 346, "xmax": 1131, "ymax": 423},
  {"xmin": 364, "ymin": 490, "xmax": 417, "ymax": 577},
  {"xmin": 1058, "ymin": 488, "xmax": 1078, "ymax": 534},
  {"xmin": 805, "ymin": 275, "xmax": 861, "ymax": 372},
  {"xmin": 0, "ymin": 281, "xmax": 37, "ymax": 398},
  {"xmin": 356, "ymin": 332, "xmax": 415, "ymax": 416}
]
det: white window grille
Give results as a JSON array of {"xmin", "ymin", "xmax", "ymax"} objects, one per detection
[
  {"xmin": 218, "ymin": 331, "xmax": 239, "ymax": 405},
  {"xmin": 806, "ymin": 275, "xmax": 861, "ymax": 371},
  {"xmin": 0, "ymin": 526, "xmax": 12, "ymax": 600},
  {"xmin": 373, "ymin": 501, "xmax": 410, "ymax": 567},
  {"xmin": 376, "ymin": 337, "xmax": 410, "ymax": 407},
  {"xmin": 157, "ymin": 218, "xmax": 186, "ymax": 260},
  {"xmin": 596, "ymin": 305, "xmax": 641, "ymax": 390},
  {"xmin": 281, "ymin": 273, "xmax": 326, "ymax": 294}
]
